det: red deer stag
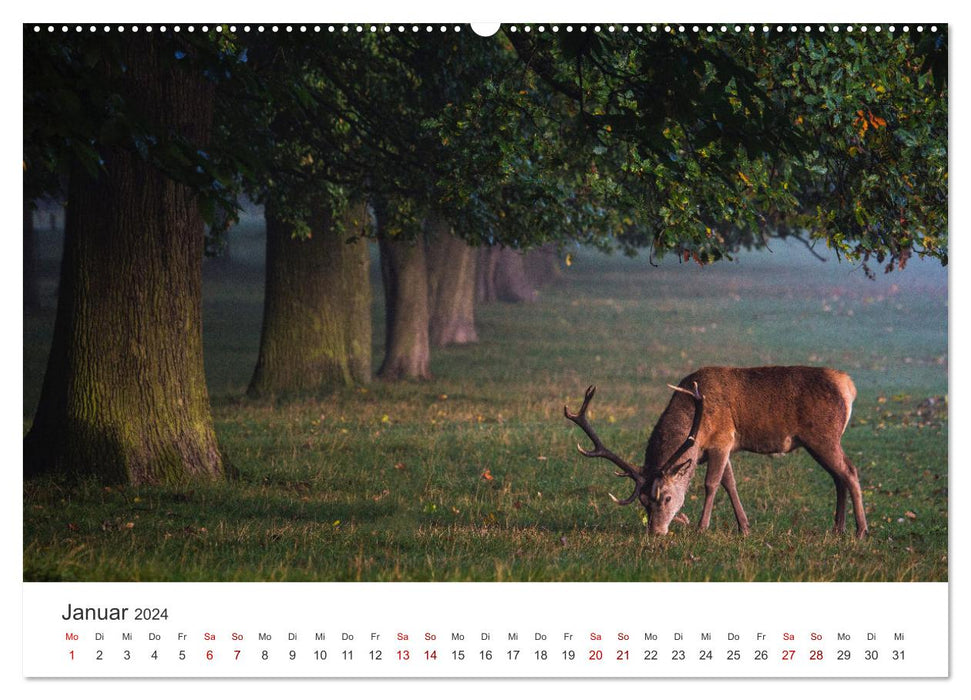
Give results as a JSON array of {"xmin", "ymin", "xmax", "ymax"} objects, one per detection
[{"xmin": 564, "ymin": 366, "xmax": 868, "ymax": 538}]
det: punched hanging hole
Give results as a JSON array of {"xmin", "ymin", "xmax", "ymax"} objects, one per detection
[{"xmin": 471, "ymin": 23, "xmax": 501, "ymax": 37}]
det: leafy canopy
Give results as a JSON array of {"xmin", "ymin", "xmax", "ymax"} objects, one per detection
[{"xmin": 24, "ymin": 25, "xmax": 947, "ymax": 271}]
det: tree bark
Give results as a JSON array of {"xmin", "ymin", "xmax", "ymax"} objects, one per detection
[
  {"xmin": 426, "ymin": 218, "xmax": 478, "ymax": 347},
  {"xmin": 523, "ymin": 244, "xmax": 562, "ymax": 288},
  {"xmin": 248, "ymin": 198, "xmax": 371, "ymax": 397},
  {"xmin": 377, "ymin": 227, "xmax": 431, "ymax": 381},
  {"xmin": 476, "ymin": 245, "xmax": 500, "ymax": 304},
  {"xmin": 477, "ymin": 246, "xmax": 538, "ymax": 303},
  {"xmin": 23, "ymin": 37, "xmax": 224, "ymax": 485}
]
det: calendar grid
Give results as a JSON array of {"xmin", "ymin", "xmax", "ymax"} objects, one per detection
[{"xmin": 23, "ymin": 582, "xmax": 948, "ymax": 678}]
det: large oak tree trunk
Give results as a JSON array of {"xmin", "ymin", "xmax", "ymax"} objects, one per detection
[
  {"xmin": 248, "ymin": 199, "xmax": 371, "ymax": 397},
  {"xmin": 23, "ymin": 37, "xmax": 224, "ymax": 485},
  {"xmin": 426, "ymin": 218, "xmax": 478, "ymax": 348},
  {"xmin": 378, "ymin": 231, "xmax": 431, "ymax": 381}
]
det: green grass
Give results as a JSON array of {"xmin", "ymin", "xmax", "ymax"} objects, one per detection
[{"xmin": 23, "ymin": 226, "xmax": 948, "ymax": 581}]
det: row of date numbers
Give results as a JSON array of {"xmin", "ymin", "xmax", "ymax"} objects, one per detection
[{"xmin": 69, "ymin": 648, "xmax": 907, "ymax": 663}]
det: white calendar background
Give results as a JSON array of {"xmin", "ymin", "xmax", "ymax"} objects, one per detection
[{"xmin": 23, "ymin": 582, "xmax": 948, "ymax": 678}]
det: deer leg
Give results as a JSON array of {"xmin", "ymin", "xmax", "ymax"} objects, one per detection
[
  {"xmin": 831, "ymin": 475, "xmax": 848, "ymax": 534},
  {"xmin": 804, "ymin": 443, "xmax": 868, "ymax": 539},
  {"xmin": 720, "ymin": 460, "xmax": 750, "ymax": 535},
  {"xmin": 841, "ymin": 451, "xmax": 868, "ymax": 538},
  {"xmin": 698, "ymin": 448, "xmax": 730, "ymax": 531}
]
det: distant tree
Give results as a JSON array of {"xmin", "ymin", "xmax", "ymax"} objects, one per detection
[
  {"xmin": 372, "ymin": 195, "xmax": 431, "ymax": 380},
  {"xmin": 224, "ymin": 35, "xmax": 383, "ymax": 396},
  {"xmin": 427, "ymin": 219, "xmax": 479, "ymax": 347},
  {"xmin": 248, "ymin": 196, "xmax": 372, "ymax": 396},
  {"xmin": 476, "ymin": 247, "xmax": 537, "ymax": 304},
  {"xmin": 356, "ymin": 34, "xmax": 592, "ymax": 375}
]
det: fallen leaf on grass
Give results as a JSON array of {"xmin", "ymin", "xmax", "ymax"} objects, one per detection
[{"xmin": 482, "ymin": 469, "xmax": 494, "ymax": 481}]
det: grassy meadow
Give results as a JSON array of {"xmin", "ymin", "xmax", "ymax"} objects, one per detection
[{"xmin": 23, "ymin": 222, "xmax": 948, "ymax": 581}]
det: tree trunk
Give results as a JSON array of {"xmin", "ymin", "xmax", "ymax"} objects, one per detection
[
  {"xmin": 476, "ymin": 245, "xmax": 500, "ymax": 304},
  {"xmin": 378, "ymin": 230, "xmax": 431, "ymax": 381},
  {"xmin": 23, "ymin": 37, "xmax": 224, "ymax": 486},
  {"xmin": 248, "ymin": 198, "xmax": 371, "ymax": 397},
  {"xmin": 477, "ymin": 246, "xmax": 538, "ymax": 303},
  {"xmin": 426, "ymin": 218, "xmax": 478, "ymax": 347},
  {"xmin": 523, "ymin": 244, "xmax": 562, "ymax": 288}
]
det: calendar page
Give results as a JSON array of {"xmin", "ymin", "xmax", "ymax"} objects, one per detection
[{"xmin": 19, "ymin": 1, "xmax": 953, "ymax": 692}]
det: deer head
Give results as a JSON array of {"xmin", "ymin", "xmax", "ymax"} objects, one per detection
[{"xmin": 564, "ymin": 383, "xmax": 704, "ymax": 535}]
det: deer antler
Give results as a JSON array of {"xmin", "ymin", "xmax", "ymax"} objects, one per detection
[
  {"xmin": 659, "ymin": 381, "xmax": 704, "ymax": 473},
  {"xmin": 564, "ymin": 386, "xmax": 645, "ymax": 505}
]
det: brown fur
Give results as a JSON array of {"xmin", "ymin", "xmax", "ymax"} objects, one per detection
[
  {"xmin": 648, "ymin": 366, "xmax": 854, "ymax": 463},
  {"xmin": 643, "ymin": 366, "xmax": 867, "ymax": 537}
]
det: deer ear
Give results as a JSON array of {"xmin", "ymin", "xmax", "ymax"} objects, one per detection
[{"xmin": 667, "ymin": 457, "xmax": 693, "ymax": 477}]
